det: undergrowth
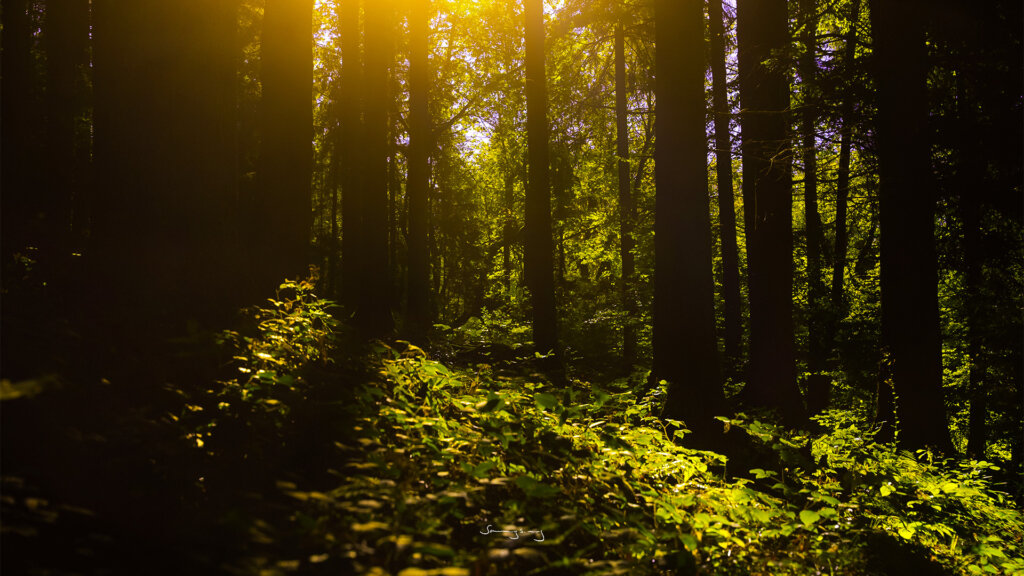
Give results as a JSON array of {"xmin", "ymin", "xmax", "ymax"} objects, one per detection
[{"xmin": 192, "ymin": 283, "xmax": 1023, "ymax": 576}]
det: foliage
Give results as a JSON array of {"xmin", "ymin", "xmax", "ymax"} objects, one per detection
[
  {"xmin": 195, "ymin": 278, "xmax": 343, "ymax": 450},
  {"xmin": 728, "ymin": 410, "xmax": 1024, "ymax": 575},
  {"xmin": 210, "ymin": 299, "xmax": 1020, "ymax": 575}
]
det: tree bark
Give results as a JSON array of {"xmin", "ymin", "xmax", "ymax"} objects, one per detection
[
  {"xmin": 524, "ymin": 0, "xmax": 558, "ymax": 356},
  {"xmin": 799, "ymin": 0, "xmax": 828, "ymax": 414},
  {"xmin": 44, "ymin": 0, "xmax": 91, "ymax": 264},
  {"xmin": 406, "ymin": 0, "xmax": 432, "ymax": 336},
  {"xmin": 956, "ymin": 68, "xmax": 989, "ymax": 458},
  {"xmin": 357, "ymin": 0, "xmax": 396, "ymax": 336},
  {"xmin": 1, "ymin": 0, "xmax": 41, "ymax": 263},
  {"xmin": 653, "ymin": 0, "xmax": 725, "ymax": 443},
  {"xmin": 708, "ymin": 0, "xmax": 743, "ymax": 380},
  {"xmin": 614, "ymin": 23, "xmax": 637, "ymax": 373},
  {"xmin": 254, "ymin": 0, "xmax": 314, "ymax": 294},
  {"xmin": 337, "ymin": 0, "xmax": 363, "ymax": 308},
  {"xmin": 91, "ymin": 0, "xmax": 240, "ymax": 331},
  {"xmin": 736, "ymin": 0, "xmax": 804, "ymax": 424},
  {"xmin": 830, "ymin": 0, "xmax": 860, "ymax": 330},
  {"xmin": 869, "ymin": 0, "xmax": 953, "ymax": 453}
]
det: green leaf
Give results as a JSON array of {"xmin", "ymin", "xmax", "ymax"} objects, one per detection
[
  {"xmin": 880, "ymin": 484, "xmax": 893, "ymax": 496},
  {"xmin": 534, "ymin": 392, "xmax": 558, "ymax": 411},
  {"xmin": 476, "ymin": 392, "xmax": 505, "ymax": 413},
  {"xmin": 471, "ymin": 461, "xmax": 496, "ymax": 478},
  {"xmin": 799, "ymin": 510, "xmax": 820, "ymax": 527},
  {"xmin": 515, "ymin": 475, "xmax": 560, "ymax": 499},
  {"xmin": 414, "ymin": 543, "xmax": 455, "ymax": 559}
]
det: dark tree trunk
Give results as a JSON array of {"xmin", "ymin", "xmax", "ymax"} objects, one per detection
[
  {"xmin": 708, "ymin": 0, "xmax": 743, "ymax": 380},
  {"xmin": 406, "ymin": 0, "xmax": 431, "ymax": 336},
  {"xmin": 956, "ymin": 72, "xmax": 989, "ymax": 458},
  {"xmin": 736, "ymin": 0, "xmax": 804, "ymax": 424},
  {"xmin": 869, "ymin": 0, "xmax": 953, "ymax": 453},
  {"xmin": 388, "ymin": 141, "xmax": 402, "ymax": 303},
  {"xmin": 799, "ymin": 0, "xmax": 828, "ymax": 414},
  {"xmin": 338, "ymin": 0, "xmax": 363, "ymax": 308},
  {"xmin": 405, "ymin": 0, "xmax": 431, "ymax": 336},
  {"xmin": 524, "ymin": 0, "xmax": 558, "ymax": 356},
  {"xmin": 91, "ymin": 0, "xmax": 240, "ymax": 331},
  {"xmin": 830, "ymin": 0, "xmax": 860, "ymax": 330},
  {"xmin": 327, "ymin": 128, "xmax": 340, "ymax": 295},
  {"xmin": 652, "ymin": 0, "xmax": 725, "ymax": 443},
  {"xmin": 253, "ymin": 0, "xmax": 314, "ymax": 295},
  {"xmin": 614, "ymin": 23, "xmax": 638, "ymax": 373},
  {"xmin": 1, "ymin": 0, "xmax": 42, "ymax": 264},
  {"xmin": 357, "ymin": 0, "xmax": 395, "ymax": 336},
  {"xmin": 44, "ymin": 0, "xmax": 91, "ymax": 264}
]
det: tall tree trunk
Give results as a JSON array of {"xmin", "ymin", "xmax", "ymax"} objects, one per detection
[
  {"xmin": 254, "ymin": 0, "xmax": 314, "ymax": 294},
  {"xmin": 91, "ymin": 0, "xmax": 239, "ymax": 331},
  {"xmin": 869, "ymin": 0, "xmax": 953, "ymax": 453},
  {"xmin": 653, "ymin": 0, "xmax": 725, "ymax": 443},
  {"xmin": 338, "ymin": 0, "xmax": 363, "ymax": 308},
  {"xmin": 524, "ymin": 0, "xmax": 558, "ymax": 356},
  {"xmin": 389, "ymin": 141, "xmax": 402, "ymax": 303},
  {"xmin": 614, "ymin": 23, "xmax": 638, "ymax": 373},
  {"xmin": 357, "ymin": 0, "xmax": 395, "ymax": 336},
  {"xmin": 406, "ymin": 0, "xmax": 432, "ymax": 336},
  {"xmin": 800, "ymin": 0, "xmax": 828, "ymax": 414},
  {"xmin": 956, "ymin": 70, "xmax": 988, "ymax": 458},
  {"xmin": 708, "ymin": 0, "xmax": 743, "ymax": 380},
  {"xmin": 830, "ymin": 0, "xmax": 860, "ymax": 333},
  {"xmin": 44, "ymin": 0, "xmax": 90, "ymax": 266},
  {"xmin": 328, "ymin": 132, "xmax": 340, "ymax": 295},
  {"xmin": 1, "ymin": 0, "xmax": 41, "ymax": 264},
  {"xmin": 736, "ymin": 0, "xmax": 804, "ymax": 424}
]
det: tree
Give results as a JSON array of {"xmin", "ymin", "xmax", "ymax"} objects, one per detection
[
  {"xmin": 613, "ymin": 22, "xmax": 638, "ymax": 372},
  {"xmin": 736, "ymin": 0, "xmax": 804, "ymax": 424},
  {"xmin": 90, "ymin": 0, "xmax": 240, "ymax": 330},
  {"xmin": 524, "ymin": 0, "xmax": 558, "ymax": 356},
  {"xmin": 708, "ymin": 0, "xmax": 743, "ymax": 379},
  {"xmin": 798, "ymin": 0, "xmax": 828, "ymax": 414},
  {"xmin": 406, "ymin": 0, "xmax": 433, "ymax": 336},
  {"xmin": 253, "ymin": 0, "xmax": 314, "ymax": 295},
  {"xmin": 44, "ymin": 0, "xmax": 91, "ymax": 265},
  {"xmin": 336, "ymin": 0, "xmax": 363, "ymax": 309},
  {"xmin": 869, "ymin": 0, "xmax": 953, "ymax": 452},
  {"xmin": 652, "ymin": 0, "xmax": 725, "ymax": 441},
  {"xmin": 1, "ymin": 0, "xmax": 42, "ymax": 266},
  {"xmin": 357, "ymin": 0, "xmax": 396, "ymax": 336},
  {"xmin": 829, "ymin": 0, "xmax": 860, "ymax": 346}
]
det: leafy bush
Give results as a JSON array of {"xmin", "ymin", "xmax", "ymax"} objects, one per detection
[
  {"xmin": 178, "ymin": 292, "xmax": 1021, "ymax": 575},
  {"xmin": 188, "ymin": 278, "xmax": 343, "ymax": 454},
  {"xmin": 306, "ymin": 349, "xmax": 1022, "ymax": 575}
]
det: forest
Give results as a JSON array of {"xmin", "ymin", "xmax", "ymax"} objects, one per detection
[{"xmin": 1, "ymin": 0, "xmax": 1022, "ymax": 574}]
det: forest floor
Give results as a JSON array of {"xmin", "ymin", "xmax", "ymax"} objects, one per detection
[{"xmin": 2, "ymin": 280, "xmax": 1022, "ymax": 575}]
